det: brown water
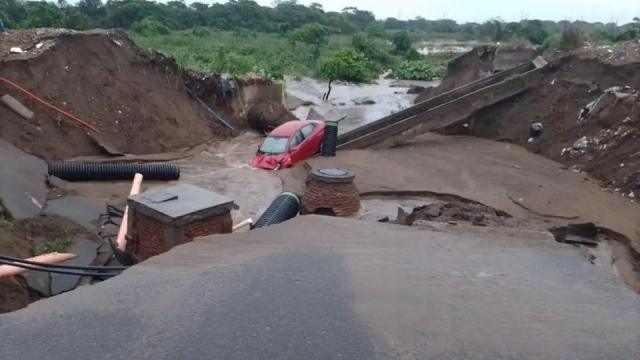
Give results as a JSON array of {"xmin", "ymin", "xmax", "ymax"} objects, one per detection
[{"xmin": 285, "ymin": 76, "xmax": 439, "ymax": 133}]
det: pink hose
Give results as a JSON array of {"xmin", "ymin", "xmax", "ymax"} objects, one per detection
[
  {"xmin": 0, "ymin": 252, "xmax": 77, "ymax": 278},
  {"xmin": 116, "ymin": 173, "xmax": 144, "ymax": 251}
]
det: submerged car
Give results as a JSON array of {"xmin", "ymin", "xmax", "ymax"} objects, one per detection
[{"xmin": 251, "ymin": 120, "xmax": 325, "ymax": 170}]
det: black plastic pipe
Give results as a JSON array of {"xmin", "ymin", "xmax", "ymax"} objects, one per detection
[
  {"xmin": 48, "ymin": 162, "xmax": 180, "ymax": 181},
  {"xmin": 252, "ymin": 192, "xmax": 301, "ymax": 229},
  {"xmin": 321, "ymin": 120, "xmax": 338, "ymax": 157}
]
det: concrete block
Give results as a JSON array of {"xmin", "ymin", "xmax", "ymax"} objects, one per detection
[{"xmin": 532, "ymin": 56, "xmax": 549, "ymax": 69}]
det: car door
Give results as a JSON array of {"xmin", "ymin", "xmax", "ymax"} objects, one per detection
[
  {"xmin": 296, "ymin": 124, "xmax": 318, "ymax": 160},
  {"xmin": 287, "ymin": 129, "xmax": 307, "ymax": 164}
]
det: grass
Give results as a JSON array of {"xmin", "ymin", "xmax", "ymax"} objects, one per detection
[
  {"xmin": 35, "ymin": 234, "xmax": 74, "ymax": 255},
  {"xmin": 133, "ymin": 30, "xmax": 361, "ymax": 79},
  {"xmin": 133, "ymin": 29, "xmax": 461, "ymax": 81}
]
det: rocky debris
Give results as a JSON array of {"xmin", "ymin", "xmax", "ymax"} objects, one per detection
[
  {"xmin": 549, "ymin": 223, "xmax": 599, "ymax": 247},
  {"xmin": 353, "ymin": 99, "xmax": 376, "ymax": 105},
  {"xmin": 394, "ymin": 200, "xmax": 551, "ymax": 231},
  {"xmin": 395, "ymin": 201, "xmax": 510, "ymax": 227},
  {"xmin": 577, "ymin": 41, "xmax": 640, "ymax": 66},
  {"xmin": 406, "ymin": 86, "xmax": 427, "ymax": 94},
  {"xmin": 573, "ymin": 136, "xmax": 589, "ymax": 150}
]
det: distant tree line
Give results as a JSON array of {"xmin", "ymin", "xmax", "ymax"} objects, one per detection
[{"xmin": 0, "ymin": 0, "xmax": 638, "ymax": 45}]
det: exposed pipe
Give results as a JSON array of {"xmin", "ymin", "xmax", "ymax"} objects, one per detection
[
  {"xmin": 48, "ymin": 162, "xmax": 179, "ymax": 181},
  {"xmin": 0, "ymin": 77, "xmax": 100, "ymax": 133},
  {"xmin": 0, "ymin": 252, "xmax": 77, "ymax": 278},
  {"xmin": 116, "ymin": 173, "xmax": 143, "ymax": 251},
  {"xmin": 0, "ymin": 254, "xmax": 128, "ymax": 270},
  {"xmin": 232, "ymin": 218, "xmax": 253, "ymax": 232},
  {"xmin": 0, "ymin": 259, "xmax": 122, "ymax": 277},
  {"xmin": 252, "ymin": 192, "xmax": 301, "ymax": 229},
  {"xmin": 185, "ymin": 87, "xmax": 236, "ymax": 131}
]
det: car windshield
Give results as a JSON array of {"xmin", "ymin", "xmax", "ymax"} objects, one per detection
[{"xmin": 258, "ymin": 136, "xmax": 289, "ymax": 154}]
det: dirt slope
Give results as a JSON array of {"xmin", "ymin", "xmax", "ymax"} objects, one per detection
[
  {"xmin": 432, "ymin": 42, "xmax": 640, "ymax": 196},
  {"xmin": 415, "ymin": 45, "xmax": 540, "ymax": 103},
  {"xmin": 0, "ymin": 29, "xmax": 231, "ymax": 160}
]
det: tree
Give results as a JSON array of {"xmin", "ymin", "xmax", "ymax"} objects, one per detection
[
  {"xmin": 21, "ymin": 1, "xmax": 65, "ymax": 28},
  {"xmin": 319, "ymin": 48, "xmax": 370, "ymax": 100},
  {"xmin": 365, "ymin": 21, "xmax": 387, "ymax": 38},
  {"xmin": 391, "ymin": 31, "xmax": 412, "ymax": 55},
  {"xmin": 288, "ymin": 22, "xmax": 337, "ymax": 54},
  {"xmin": 351, "ymin": 33, "xmax": 394, "ymax": 73},
  {"xmin": 521, "ymin": 20, "xmax": 549, "ymax": 45}
]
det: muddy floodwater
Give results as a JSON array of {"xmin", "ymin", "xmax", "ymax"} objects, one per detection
[{"xmin": 285, "ymin": 76, "xmax": 439, "ymax": 133}]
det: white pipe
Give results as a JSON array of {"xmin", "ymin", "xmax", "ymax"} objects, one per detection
[{"xmin": 232, "ymin": 218, "xmax": 253, "ymax": 232}]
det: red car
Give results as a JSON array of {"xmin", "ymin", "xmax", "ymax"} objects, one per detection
[{"xmin": 251, "ymin": 120, "xmax": 325, "ymax": 170}]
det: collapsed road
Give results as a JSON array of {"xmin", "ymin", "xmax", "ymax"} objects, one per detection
[
  {"xmin": 0, "ymin": 216, "xmax": 639, "ymax": 359},
  {"xmin": 1, "ymin": 28, "xmax": 640, "ymax": 359}
]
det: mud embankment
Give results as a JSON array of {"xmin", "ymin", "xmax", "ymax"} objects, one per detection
[
  {"xmin": 457, "ymin": 48, "xmax": 640, "ymax": 196},
  {"xmin": 0, "ymin": 29, "xmax": 290, "ymax": 160},
  {"xmin": 415, "ymin": 45, "xmax": 541, "ymax": 103}
]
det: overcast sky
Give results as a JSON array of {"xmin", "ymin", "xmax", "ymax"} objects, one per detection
[{"xmin": 229, "ymin": 0, "xmax": 640, "ymax": 24}]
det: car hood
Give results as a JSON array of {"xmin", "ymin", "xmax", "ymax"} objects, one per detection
[{"xmin": 251, "ymin": 153, "xmax": 286, "ymax": 170}]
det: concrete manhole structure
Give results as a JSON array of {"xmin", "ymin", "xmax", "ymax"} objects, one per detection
[{"xmin": 301, "ymin": 168, "xmax": 360, "ymax": 217}]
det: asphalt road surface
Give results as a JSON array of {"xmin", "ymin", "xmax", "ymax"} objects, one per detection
[{"xmin": 1, "ymin": 216, "xmax": 639, "ymax": 359}]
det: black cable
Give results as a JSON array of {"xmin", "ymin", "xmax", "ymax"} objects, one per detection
[
  {"xmin": 0, "ymin": 259, "xmax": 122, "ymax": 277},
  {"xmin": 0, "ymin": 254, "xmax": 129, "ymax": 270}
]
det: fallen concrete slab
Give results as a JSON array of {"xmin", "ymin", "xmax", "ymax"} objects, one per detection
[
  {"xmin": 42, "ymin": 196, "xmax": 102, "ymax": 232},
  {"xmin": 49, "ymin": 239, "xmax": 100, "ymax": 295},
  {"xmin": 24, "ymin": 238, "xmax": 101, "ymax": 297},
  {"xmin": 0, "ymin": 139, "xmax": 47, "ymax": 219},
  {"xmin": 0, "ymin": 216, "xmax": 638, "ymax": 359}
]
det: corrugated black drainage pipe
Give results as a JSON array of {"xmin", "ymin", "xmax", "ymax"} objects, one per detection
[
  {"xmin": 321, "ymin": 120, "xmax": 338, "ymax": 157},
  {"xmin": 48, "ymin": 162, "xmax": 180, "ymax": 181},
  {"xmin": 252, "ymin": 192, "xmax": 301, "ymax": 229}
]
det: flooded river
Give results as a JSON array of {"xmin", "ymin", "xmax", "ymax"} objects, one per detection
[{"xmin": 285, "ymin": 76, "xmax": 439, "ymax": 133}]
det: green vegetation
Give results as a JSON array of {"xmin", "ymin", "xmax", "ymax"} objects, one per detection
[
  {"xmin": 1, "ymin": 1, "xmax": 638, "ymax": 81},
  {"xmin": 319, "ymin": 48, "xmax": 370, "ymax": 98},
  {"xmin": 35, "ymin": 234, "xmax": 74, "ymax": 255},
  {"xmin": 0, "ymin": 217, "xmax": 12, "ymax": 229}
]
